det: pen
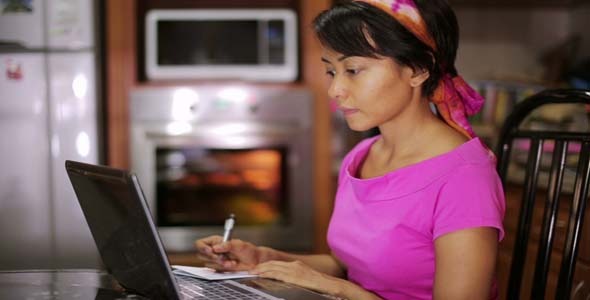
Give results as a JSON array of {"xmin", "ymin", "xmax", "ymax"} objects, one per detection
[
  {"xmin": 219, "ymin": 214, "xmax": 235, "ymax": 262},
  {"xmin": 222, "ymin": 213, "xmax": 235, "ymax": 243}
]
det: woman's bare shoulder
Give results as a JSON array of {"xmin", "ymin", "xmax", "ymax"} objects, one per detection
[{"xmin": 428, "ymin": 124, "xmax": 470, "ymax": 154}]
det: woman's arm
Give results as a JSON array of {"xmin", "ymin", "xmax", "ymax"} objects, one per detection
[
  {"xmin": 433, "ymin": 227, "xmax": 498, "ymax": 300},
  {"xmin": 202, "ymin": 238, "xmax": 379, "ymax": 299},
  {"xmin": 197, "ymin": 236, "xmax": 347, "ymax": 277},
  {"xmin": 251, "ymin": 260, "xmax": 383, "ymax": 300},
  {"xmin": 258, "ymin": 247, "xmax": 347, "ymax": 278}
]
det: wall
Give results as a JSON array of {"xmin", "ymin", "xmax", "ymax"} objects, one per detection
[
  {"xmin": 455, "ymin": 7, "xmax": 572, "ymax": 82},
  {"xmin": 570, "ymin": 3, "xmax": 590, "ymax": 64}
]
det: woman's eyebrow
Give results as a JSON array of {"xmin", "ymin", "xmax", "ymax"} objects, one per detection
[{"xmin": 321, "ymin": 55, "xmax": 352, "ymax": 63}]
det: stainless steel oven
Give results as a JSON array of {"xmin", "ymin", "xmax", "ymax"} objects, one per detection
[{"xmin": 130, "ymin": 85, "xmax": 313, "ymax": 252}]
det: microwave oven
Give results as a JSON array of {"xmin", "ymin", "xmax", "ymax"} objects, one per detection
[{"xmin": 145, "ymin": 9, "xmax": 298, "ymax": 82}]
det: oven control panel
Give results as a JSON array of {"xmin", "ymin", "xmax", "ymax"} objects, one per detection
[{"xmin": 131, "ymin": 85, "xmax": 312, "ymax": 126}]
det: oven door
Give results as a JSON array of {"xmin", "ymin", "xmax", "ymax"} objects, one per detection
[{"xmin": 131, "ymin": 122, "xmax": 313, "ymax": 252}]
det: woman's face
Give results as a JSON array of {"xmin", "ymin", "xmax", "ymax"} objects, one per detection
[{"xmin": 322, "ymin": 47, "xmax": 420, "ymax": 132}]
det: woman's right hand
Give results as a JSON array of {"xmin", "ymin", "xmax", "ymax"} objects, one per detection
[{"xmin": 194, "ymin": 235, "xmax": 264, "ymax": 271}]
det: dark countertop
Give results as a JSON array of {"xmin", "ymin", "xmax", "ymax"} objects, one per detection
[{"xmin": 0, "ymin": 269, "xmax": 147, "ymax": 299}]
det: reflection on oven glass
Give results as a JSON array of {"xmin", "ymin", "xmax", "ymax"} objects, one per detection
[{"xmin": 156, "ymin": 147, "xmax": 288, "ymax": 226}]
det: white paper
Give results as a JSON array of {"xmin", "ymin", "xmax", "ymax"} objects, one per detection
[{"xmin": 171, "ymin": 265, "xmax": 258, "ymax": 281}]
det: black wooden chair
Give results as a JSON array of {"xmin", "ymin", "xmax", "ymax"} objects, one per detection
[{"xmin": 496, "ymin": 89, "xmax": 590, "ymax": 299}]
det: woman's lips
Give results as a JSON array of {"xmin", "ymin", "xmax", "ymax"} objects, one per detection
[{"xmin": 340, "ymin": 108, "xmax": 359, "ymax": 116}]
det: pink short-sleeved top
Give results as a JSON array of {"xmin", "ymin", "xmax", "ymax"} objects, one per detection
[{"xmin": 327, "ymin": 136, "xmax": 505, "ymax": 300}]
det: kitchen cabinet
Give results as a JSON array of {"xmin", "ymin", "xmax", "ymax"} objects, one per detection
[
  {"xmin": 498, "ymin": 184, "xmax": 590, "ymax": 299},
  {"xmin": 104, "ymin": 0, "xmax": 335, "ymax": 254}
]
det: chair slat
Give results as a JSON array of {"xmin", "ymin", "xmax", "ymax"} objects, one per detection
[
  {"xmin": 556, "ymin": 141, "xmax": 590, "ymax": 299},
  {"xmin": 531, "ymin": 140, "xmax": 568, "ymax": 299},
  {"xmin": 507, "ymin": 138, "xmax": 544, "ymax": 299}
]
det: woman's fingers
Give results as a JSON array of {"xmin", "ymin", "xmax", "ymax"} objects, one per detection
[
  {"xmin": 196, "ymin": 252, "xmax": 220, "ymax": 263},
  {"xmin": 195, "ymin": 237, "xmax": 259, "ymax": 271},
  {"xmin": 194, "ymin": 235, "xmax": 223, "ymax": 253},
  {"xmin": 212, "ymin": 238, "xmax": 247, "ymax": 253},
  {"xmin": 200, "ymin": 256, "xmax": 239, "ymax": 270},
  {"xmin": 195, "ymin": 235, "xmax": 233, "ymax": 267}
]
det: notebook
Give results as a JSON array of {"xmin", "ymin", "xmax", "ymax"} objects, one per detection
[
  {"xmin": 65, "ymin": 160, "xmax": 332, "ymax": 300},
  {"xmin": 171, "ymin": 265, "xmax": 256, "ymax": 281}
]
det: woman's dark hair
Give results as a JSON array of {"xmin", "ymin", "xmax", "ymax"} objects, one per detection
[{"xmin": 313, "ymin": 0, "xmax": 459, "ymax": 97}]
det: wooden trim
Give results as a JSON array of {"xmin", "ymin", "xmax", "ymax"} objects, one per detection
[
  {"xmin": 300, "ymin": 0, "xmax": 333, "ymax": 254},
  {"xmin": 105, "ymin": 0, "xmax": 137, "ymax": 169}
]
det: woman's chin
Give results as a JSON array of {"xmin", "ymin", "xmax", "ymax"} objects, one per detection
[{"xmin": 345, "ymin": 122, "xmax": 374, "ymax": 132}]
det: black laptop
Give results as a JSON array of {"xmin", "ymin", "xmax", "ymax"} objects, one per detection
[{"xmin": 65, "ymin": 160, "xmax": 331, "ymax": 300}]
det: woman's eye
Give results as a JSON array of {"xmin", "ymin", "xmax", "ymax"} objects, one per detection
[
  {"xmin": 325, "ymin": 70, "xmax": 336, "ymax": 77},
  {"xmin": 346, "ymin": 69, "xmax": 360, "ymax": 75}
]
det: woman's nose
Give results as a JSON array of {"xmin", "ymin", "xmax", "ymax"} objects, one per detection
[{"xmin": 328, "ymin": 77, "xmax": 347, "ymax": 101}]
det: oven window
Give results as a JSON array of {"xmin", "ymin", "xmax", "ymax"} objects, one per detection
[{"xmin": 156, "ymin": 147, "xmax": 288, "ymax": 226}]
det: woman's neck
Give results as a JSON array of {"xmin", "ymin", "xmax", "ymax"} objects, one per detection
[
  {"xmin": 376, "ymin": 99, "xmax": 469, "ymax": 164},
  {"xmin": 376, "ymin": 100, "xmax": 441, "ymax": 157}
]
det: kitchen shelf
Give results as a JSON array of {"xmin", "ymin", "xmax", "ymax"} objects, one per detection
[{"xmin": 468, "ymin": 80, "xmax": 547, "ymax": 148}]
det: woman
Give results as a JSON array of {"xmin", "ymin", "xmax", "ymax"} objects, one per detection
[{"xmin": 194, "ymin": 1, "xmax": 505, "ymax": 299}]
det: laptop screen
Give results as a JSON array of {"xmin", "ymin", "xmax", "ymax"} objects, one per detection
[{"xmin": 65, "ymin": 160, "xmax": 181, "ymax": 299}]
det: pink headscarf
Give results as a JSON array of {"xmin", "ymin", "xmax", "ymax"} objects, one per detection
[{"xmin": 356, "ymin": 0, "xmax": 484, "ymax": 139}]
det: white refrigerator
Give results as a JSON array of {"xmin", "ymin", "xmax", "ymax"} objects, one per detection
[{"xmin": 0, "ymin": 0, "xmax": 100, "ymax": 269}]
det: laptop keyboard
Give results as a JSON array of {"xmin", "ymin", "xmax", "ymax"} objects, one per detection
[{"xmin": 176, "ymin": 275, "xmax": 275, "ymax": 300}]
